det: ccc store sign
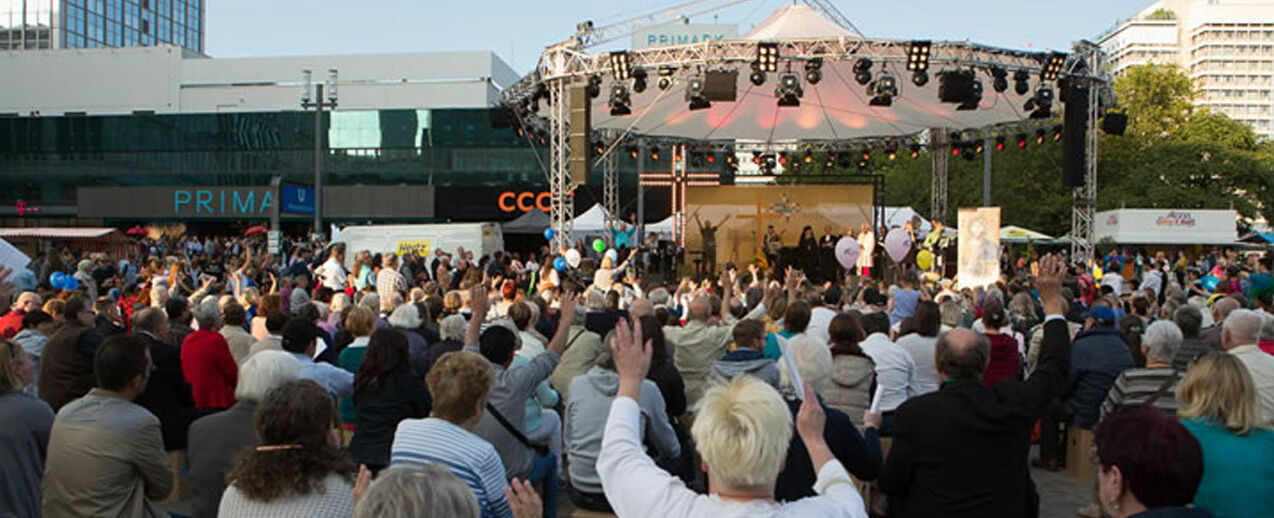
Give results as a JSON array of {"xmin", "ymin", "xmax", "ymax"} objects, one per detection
[{"xmin": 498, "ymin": 191, "xmax": 552, "ymax": 213}]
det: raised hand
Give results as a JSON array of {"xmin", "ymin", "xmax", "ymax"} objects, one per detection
[
  {"xmin": 795, "ymin": 383, "xmax": 827, "ymax": 442},
  {"xmin": 611, "ymin": 317, "xmax": 651, "ymax": 400},
  {"xmin": 504, "ymin": 478, "xmax": 542, "ymax": 518},
  {"xmin": 1037, "ymin": 253, "xmax": 1066, "ymax": 316},
  {"xmin": 469, "ymin": 281, "xmax": 490, "ymax": 319}
]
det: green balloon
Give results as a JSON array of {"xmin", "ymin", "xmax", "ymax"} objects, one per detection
[{"xmin": 592, "ymin": 238, "xmax": 606, "ymax": 253}]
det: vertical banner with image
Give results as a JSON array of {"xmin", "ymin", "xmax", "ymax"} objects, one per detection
[{"xmin": 957, "ymin": 207, "xmax": 1001, "ymax": 289}]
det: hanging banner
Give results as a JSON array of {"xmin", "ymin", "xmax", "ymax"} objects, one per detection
[{"xmin": 957, "ymin": 207, "xmax": 1001, "ymax": 289}]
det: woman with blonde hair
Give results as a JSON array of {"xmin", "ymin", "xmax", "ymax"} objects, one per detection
[{"xmin": 1177, "ymin": 352, "xmax": 1274, "ymax": 517}]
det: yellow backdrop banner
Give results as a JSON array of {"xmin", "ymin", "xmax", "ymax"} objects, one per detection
[{"xmin": 684, "ymin": 184, "xmax": 874, "ymax": 267}]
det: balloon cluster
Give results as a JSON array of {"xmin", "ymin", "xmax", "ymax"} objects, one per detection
[{"xmin": 49, "ymin": 271, "xmax": 79, "ymax": 291}]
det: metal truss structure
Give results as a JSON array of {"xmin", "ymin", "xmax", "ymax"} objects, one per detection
[
  {"xmin": 1069, "ymin": 42, "xmax": 1109, "ymax": 264},
  {"xmin": 929, "ymin": 128, "xmax": 949, "ymax": 224}
]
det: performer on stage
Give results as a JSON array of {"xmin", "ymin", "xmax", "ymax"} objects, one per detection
[
  {"xmin": 798, "ymin": 226, "xmax": 819, "ymax": 275},
  {"xmin": 857, "ymin": 222, "xmax": 875, "ymax": 277},
  {"xmin": 763, "ymin": 225, "xmax": 785, "ymax": 269},
  {"xmin": 819, "ymin": 225, "xmax": 839, "ymax": 283},
  {"xmin": 692, "ymin": 208, "xmax": 730, "ymax": 277},
  {"xmin": 922, "ymin": 220, "xmax": 948, "ymax": 273}
]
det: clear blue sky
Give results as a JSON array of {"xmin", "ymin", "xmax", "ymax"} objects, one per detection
[{"xmin": 207, "ymin": 0, "xmax": 1151, "ymax": 73}]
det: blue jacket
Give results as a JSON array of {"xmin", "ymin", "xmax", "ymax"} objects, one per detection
[{"xmin": 1065, "ymin": 326, "xmax": 1133, "ymax": 427}]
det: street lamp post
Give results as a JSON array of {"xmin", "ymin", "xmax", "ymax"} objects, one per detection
[{"xmin": 301, "ymin": 69, "xmax": 338, "ymax": 241}]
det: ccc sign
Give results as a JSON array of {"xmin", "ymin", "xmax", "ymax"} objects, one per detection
[{"xmin": 498, "ymin": 191, "xmax": 552, "ymax": 213}]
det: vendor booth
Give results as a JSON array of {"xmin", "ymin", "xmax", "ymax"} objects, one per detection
[{"xmin": 1094, "ymin": 209, "xmax": 1237, "ymax": 245}]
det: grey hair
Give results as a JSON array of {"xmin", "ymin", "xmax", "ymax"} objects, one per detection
[
  {"xmin": 192, "ymin": 298, "xmax": 222, "ymax": 329},
  {"xmin": 779, "ymin": 334, "xmax": 833, "ymax": 393},
  {"xmin": 355, "ymin": 465, "xmax": 479, "ymax": 518},
  {"xmin": 234, "ymin": 350, "xmax": 301, "ymax": 402},
  {"xmin": 1262, "ymin": 312, "xmax": 1274, "ymax": 344},
  {"xmin": 1142, "ymin": 320, "xmax": 1183, "ymax": 364},
  {"xmin": 389, "ymin": 303, "xmax": 422, "ymax": 330},
  {"xmin": 330, "ymin": 293, "xmax": 351, "ymax": 312},
  {"xmin": 360, "ymin": 292, "xmax": 381, "ymax": 312},
  {"xmin": 439, "ymin": 314, "xmax": 467, "ymax": 341},
  {"xmin": 1223, "ymin": 308, "xmax": 1263, "ymax": 348},
  {"xmin": 648, "ymin": 287, "xmax": 671, "ymax": 307}
]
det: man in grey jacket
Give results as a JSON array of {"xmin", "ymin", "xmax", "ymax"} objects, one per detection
[
  {"xmin": 565, "ymin": 346, "xmax": 680, "ymax": 511},
  {"xmin": 708, "ymin": 319, "xmax": 780, "ymax": 389}
]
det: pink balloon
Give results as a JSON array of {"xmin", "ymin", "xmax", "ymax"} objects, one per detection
[
  {"xmin": 835, "ymin": 236, "xmax": 860, "ymax": 269},
  {"xmin": 884, "ymin": 228, "xmax": 912, "ymax": 264}
]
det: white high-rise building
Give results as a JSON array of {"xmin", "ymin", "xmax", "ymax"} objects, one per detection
[
  {"xmin": 1098, "ymin": 0, "xmax": 1274, "ymax": 139},
  {"xmin": 1, "ymin": 0, "xmax": 203, "ymax": 53}
]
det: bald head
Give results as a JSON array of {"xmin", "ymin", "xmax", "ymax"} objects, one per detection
[
  {"xmin": 1222, "ymin": 308, "xmax": 1263, "ymax": 350},
  {"xmin": 688, "ymin": 295, "xmax": 712, "ymax": 322},
  {"xmin": 935, "ymin": 328, "xmax": 990, "ymax": 381},
  {"xmin": 629, "ymin": 298, "xmax": 653, "ymax": 319},
  {"xmin": 1213, "ymin": 297, "xmax": 1241, "ymax": 323}
]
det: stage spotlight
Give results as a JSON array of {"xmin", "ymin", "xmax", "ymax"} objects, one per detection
[
  {"xmin": 756, "ymin": 42, "xmax": 780, "ymax": 72},
  {"xmin": 975, "ymin": 141, "xmax": 985, "ymax": 154},
  {"xmin": 752, "ymin": 150, "xmax": 763, "ymax": 164},
  {"xmin": 657, "ymin": 66, "xmax": 675, "ymax": 91},
  {"xmin": 1013, "ymin": 70, "xmax": 1031, "ymax": 95},
  {"xmin": 627, "ymin": 146, "xmax": 638, "ymax": 159},
  {"xmin": 853, "ymin": 58, "xmax": 873, "ymax": 85},
  {"xmin": 951, "ymin": 144, "xmax": 961, "ymax": 157},
  {"xmin": 995, "ymin": 136, "xmax": 1006, "ymax": 151},
  {"xmin": 886, "ymin": 144, "xmax": 898, "ymax": 161},
  {"xmin": 1016, "ymin": 133, "xmax": 1028, "ymax": 148},
  {"xmin": 869, "ymin": 74, "xmax": 899, "ymax": 107},
  {"xmin": 593, "ymin": 140, "xmax": 605, "ymax": 155},
  {"xmin": 610, "ymin": 51, "xmax": 633, "ymax": 80},
  {"xmin": 1041, "ymin": 52, "xmax": 1067, "ymax": 81},
  {"xmin": 1024, "ymin": 86, "xmax": 1054, "ymax": 118},
  {"xmin": 651, "ymin": 146, "xmax": 660, "ymax": 161},
  {"xmin": 538, "ymin": 133, "xmax": 547, "ymax": 146},
  {"xmin": 725, "ymin": 153, "xmax": 738, "ymax": 170},
  {"xmin": 779, "ymin": 152, "xmax": 789, "ymax": 166},
  {"xmin": 775, "ymin": 73, "xmax": 803, "ymax": 107},
  {"xmin": 906, "ymin": 40, "xmax": 931, "ymax": 72},
  {"xmin": 912, "ymin": 70, "xmax": 929, "ymax": 87},
  {"xmin": 805, "ymin": 58, "xmax": 823, "ymax": 85},
  {"xmin": 825, "ymin": 152, "xmax": 836, "ymax": 169},
  {"xmin": 690, "ymin": 153, "xmax": 704, "ymax": 167},
  {"xmin": 1036, "ymin": 129, "xmax": 1046, "ymax": 145},
  {"xmin": 803, "ymin": 149, "xmax": 814, "ymax": 163},
  {"xmin": 962, "ymin": 142, "xmax": 978, "ymax": 161},
  {"xmin": 838, "ymin": 153, "xmax": 854, "ymax": 169},
  {"xmin": 707, "ymin": 153, "xmax": 716, "ymax": 164},
  {"xmin": 763, "ymin": 154, "xmax": 777, "ymax": 171},
  {"xmin": 909, "ymin": 143, "xmax": 921, "ymax": 158},
  {"xmin": 1052, "ymin": 125, "xmax": 1063, "ymax": 141},
  {"xmin": 857, "ymin": 149, "xmax": 871, "ymax": 169},
  {"xmin": 631, "ymin": 67, "xmax": 648, "ymax": 93},
  {"xmin": 686, "ymin": 76, "xmax": 711, "ymax": 111},
  {"xmin": 750, "ymin": 62, "xmax": 767, "ymax": 86},
  {"xmin": 609, "ymin": 84, "xmax": 632, "ymax": 116},
  {"xmin": 990, "ymin": 66, "xmax": 1008, "ymax": 93},
  {"xmin": 585, "ymin": 75, "xmax": 602, "ymax": 99}
]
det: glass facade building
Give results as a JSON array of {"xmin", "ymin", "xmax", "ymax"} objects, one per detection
[{"xmin": 0, "ymin": 0, "xmax": 203, "ymax": 53}]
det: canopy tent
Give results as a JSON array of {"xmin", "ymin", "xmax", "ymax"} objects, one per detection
[
  {"xmin": 0, "ymin": 227, "xmax": 131, "ymax": 259},
  {"xmin": 502, "ymin": 208, "xmax": 551, "ymax": 234},
  {"xmin": 1000, "ymin": 225, "xmax": 1053, "ymax": 243},
  {"xmin": 1095, "ymin": 209, "xmax": 1238, "ymax": 245},
  {"xmin": 644, "ymin": 215, "xmax": 676, "ymax": 236},
  {"xmin": 579, "ymin": 5, "xmax": 1069, "ymax": 142},
  {"xmin": 568, "ymin": 204, "xmax": 617, "ymax": 235}
]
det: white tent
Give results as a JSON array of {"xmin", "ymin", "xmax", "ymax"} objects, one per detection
[
  {"xmin": 568, "ymin": 204, "xmax": 616, "ymax": 235},
  {"xmin": 884, "ymin": 207, "xmax": 931, "ymax": 234},
  {"xmin": 585, "ymin": 5, "xmax": 1067, "ymax": 142},
  {"xmin": 1095, "ymin": 209, "xmax": 1237, "ymax": 245},
  {"xmin": 644, "ymin": 215, "xmax": 676, "ymax": 236},
  {"xmin": 1000, "ymin": 225, "xmax": 1053, "ymax": 243},
  {"xmin": 501, "ymin": 208, "xmax": 550, "ymax": 234}
]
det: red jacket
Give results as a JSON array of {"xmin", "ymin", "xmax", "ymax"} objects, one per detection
[
  {"xmin": 0, "ymin": 309, "xmax": 25, "ymax": 339},
  {"xmin": 982, "ymin": 332, "xmax": 1021, "ymax": 387},
  {"xmin": 180, "ymin": 329, "xmax": 238, "ymax": 409}
]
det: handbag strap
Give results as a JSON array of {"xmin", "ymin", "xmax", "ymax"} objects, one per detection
[
  {"xmin": 1142, "ymin": 371, "xmax": 1180, "ymax": 407},
  {"xmin": 485, "ymin": 402, "xmax": 549, "ymax": 455}
]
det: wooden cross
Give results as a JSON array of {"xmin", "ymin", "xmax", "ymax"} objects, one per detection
[
  {"xmin": 736, "ymin": 191, "xmax": 783, "ymax": 266},
  {"xmin": 639, "ymin": 143, "xmax": 719, "ymax": 245}
]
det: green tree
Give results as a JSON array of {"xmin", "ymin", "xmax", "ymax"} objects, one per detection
[{"xmin": 1112, "ymin": 64, "xmax": 1196, "ymax": 142}]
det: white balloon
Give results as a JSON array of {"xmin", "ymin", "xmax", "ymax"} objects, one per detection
[
  {"xmin": 884, "ymin": 228, "xmax": 912, "ymax": 264},
  {"xmin": 605, "ymin": 249, "xmax": 619, "ymax": 262},
  {"xmin": 565, "ymin": 248, "xmax": 582, "ymax": 268},
  {"xmin": 835, "ymin": 236, "xmax": 860, "ymax": 269}
]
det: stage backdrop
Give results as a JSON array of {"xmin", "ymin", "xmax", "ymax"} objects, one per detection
[
  {"xmin": 685, "ymin": 184, "xmax": 874, "ymax": 267},
  {"xmin": 957, "ymin": 207, "xmax": 1001, "ymax": 289}
]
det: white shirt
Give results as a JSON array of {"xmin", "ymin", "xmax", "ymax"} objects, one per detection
[
  {"xmin": 1101, "ymin": 272, "xmax": 1125, "ymax": 296},
  {"xmin": 318, "ymin": 257, "xmax": 347, "ymax": 291},
  {"xmin": 1230, "ymin": 344, "xmax": 1274, "ymax": 429},
  {"xmin": 895, "ymin": 333, "xmax": 940, "ymax": 397},
  {"xmin": 858, "ymin": 333, "xmax": 916, "ymax": 412},
  {"xmin": 857, "ymin": 231, "xmax": 875, "ymax": 268},
  {"xmin": 598, "ymin": 397, "xmax": 867, "ymax": 518},
  {"xmin": 517, "ymin": 331, "xmax": 545, "ymax": 359},
  {"xmin": 806, "ymin": 307, "xmax": 838, "ymax": 345}
]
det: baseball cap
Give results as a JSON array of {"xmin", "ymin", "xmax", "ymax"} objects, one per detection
[{"xmin": 1088, "ymin": 306, "xmax": 1117, "ymax": 324}]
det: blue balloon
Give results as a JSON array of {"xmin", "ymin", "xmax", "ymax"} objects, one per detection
[
  {"xmin": 544, "ymin": 228, "xmax": 555, "ymax": 240},
  {"xmin": 553, "ymin": 257, "xmax": 568, "ymax": 272},
  {"xmin": 63, "ymin": 276, "xmax": 79, "ymax": 291},
  {"xmin": 50, "ymin": 271, "xmax": 66, "ymax": 290}
]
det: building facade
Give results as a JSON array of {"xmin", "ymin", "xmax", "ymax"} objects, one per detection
[
  {"xmin": 1, "ymin": 0, "xmax": 203, "ymax": 53},
  {"xmin": 1099, "ymin": 0, "xmax": 1274, "ymax": 140}
]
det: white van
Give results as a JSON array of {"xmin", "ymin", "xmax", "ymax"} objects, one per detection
[{"xmin": 332, "ymin": 223, "xmax": 504, "ymax": 269}]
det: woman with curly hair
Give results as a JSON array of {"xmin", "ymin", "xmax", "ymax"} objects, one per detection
[{"xmin": 218, "ymin": 380, "xmax": 357, "ymax": 517}]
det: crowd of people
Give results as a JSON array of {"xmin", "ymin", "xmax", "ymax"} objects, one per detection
[{"xmin": 0, "ymin": 232, "xmax": 1272, "ymax": 518}]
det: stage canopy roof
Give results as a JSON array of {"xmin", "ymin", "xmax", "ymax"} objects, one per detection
[{"xmin": 568, "ymin": 5, "xmax": 1069, "ymax": 143}]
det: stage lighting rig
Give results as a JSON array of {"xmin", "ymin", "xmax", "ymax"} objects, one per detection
[
  {"xmin": 906, "ymin": 41, "xmax": 931, "ymax": 71},
  {"xmin": 775, "ymin": 73, "xmax": 803, "ymax": 107},
  {"xmin": 609, "ymin": 84, "xmax": 632, "ymax": 116},
  {"xmin": 853, "ymin": 58, "xmax": 873, "ymax": 85},
  {"xmin": 868, "ymin": 73, "xmax": 899, "ymax": 107},
  {"xmin": 803, "ymin": 149, "xmax": 814, "ymax": 163},
  {"xmin": 627, "ymin": 146, "xmax": 638, "ymax": 159},
  {"xmin": 585, "ymin": 75, "xmax": 602, "ymax": 99},
  {"xmin": 1052, "ymin": 125, "xmax": 1063, "ymax": 141},
  {"xmin": 756, "ymin": 42, "xmax": 780, "ymax": 72},
  {"xmin": 686, "ymin": 75, "xmax": 711, "ymax": 111},
  {"xmin": 1023, "ymin": 85, "xmax": 1054, "ymax": 118},
  {"xmin": 995, "ymin": 136, "xmax": 1006, "ymax": 151},
  {"xmin": 650, "ymin": 146, "xmax": 661, "ymax": 160},
  {"xmin": 885, "ymin": 143, "xmax": 898, "ymax": 161},
  {"xmin": 1016, "ymin": 133, "xmax": 1028, "ymax": 148},
  {"xmin": 657, "ymin": 66, "xmax": 675, "ymax": 91},
  {"xmin": 939, "ymin": 69, "xmax": 982, "ymax": 111},
  {"xmin": 610, "ymin": 51, "xmax": 632, "ymax": 80},
  {"xmin": 805, "ymin": 58, "xmax": 823, "ymax": 85},
  {"xmin": 1035, "ymin": 129, "xmax": 1047, "ymax": 145},
  {"xmin": 909, "ymin": 143, "xmax": 921, "ymax": 158},
  {"xmin": 1013, "ymin": 70, "xmax": 1031, "ymax": 95},
  {"xmin": 749, "ymin": 62, "xmax": 766, "ymax": 86},
  {"xmin": 990, "ymin": 67, "xmax": 1008, "ymax": 93},
  {"xmin": 631, "ymin": 67, "xmax": 648, "ymax": 93},
  {"xmin": 1041, "ymin": 52, "xmax": 1067, "ymax": 81}
]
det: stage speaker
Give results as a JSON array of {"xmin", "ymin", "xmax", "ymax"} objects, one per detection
[
  {"xmin": 488, "ymin": 106, "xmax": 514, "ymax": 129},
  {"xmin": 1101, "ymin": 113, "xmax": 1128, "ymax": 136},
  {"xmin": 938, "ymin": 70, "xmax": 978, "ymax": 104},
  {"xmin": 568, "ymin": 84, "xmax": 591, "ymax": 187},
  {"xmin": 703, "ymin": 70, "xmax": 738, "ymax": 101},
  {"xmin": 1062, "ymin": 84, "xmax": 1089, "ymax": 188}
]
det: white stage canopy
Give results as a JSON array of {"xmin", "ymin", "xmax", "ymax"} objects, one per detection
[
  {"xmin": 568, "ymin": 204, "xmax": 616, "ymax": 235},
  {"xmin": 1094, "ymin": 209, "xmax": 1238, "ymax": 245},
  {"xmin": 1000, "ymin": 225, "xmax": 1053, "ymax": 243}
]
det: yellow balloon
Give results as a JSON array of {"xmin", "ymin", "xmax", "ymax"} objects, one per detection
[{"xmin": 917, "ymin": 249, "xmax": 934, "ymax": 270}]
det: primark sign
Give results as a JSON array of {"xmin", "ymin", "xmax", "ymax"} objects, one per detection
[{"xmin": 632, "ymin": 23, "xmax": 738, "ymax": 49}]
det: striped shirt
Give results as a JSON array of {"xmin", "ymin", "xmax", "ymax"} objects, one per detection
[
  {"xmin": 390, "ymin": 417, "xmax": 511, "ymax": 518},
  {"xmin": 1100, "ymin": 367, "xmax": 1181, "ymax": 419}
]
